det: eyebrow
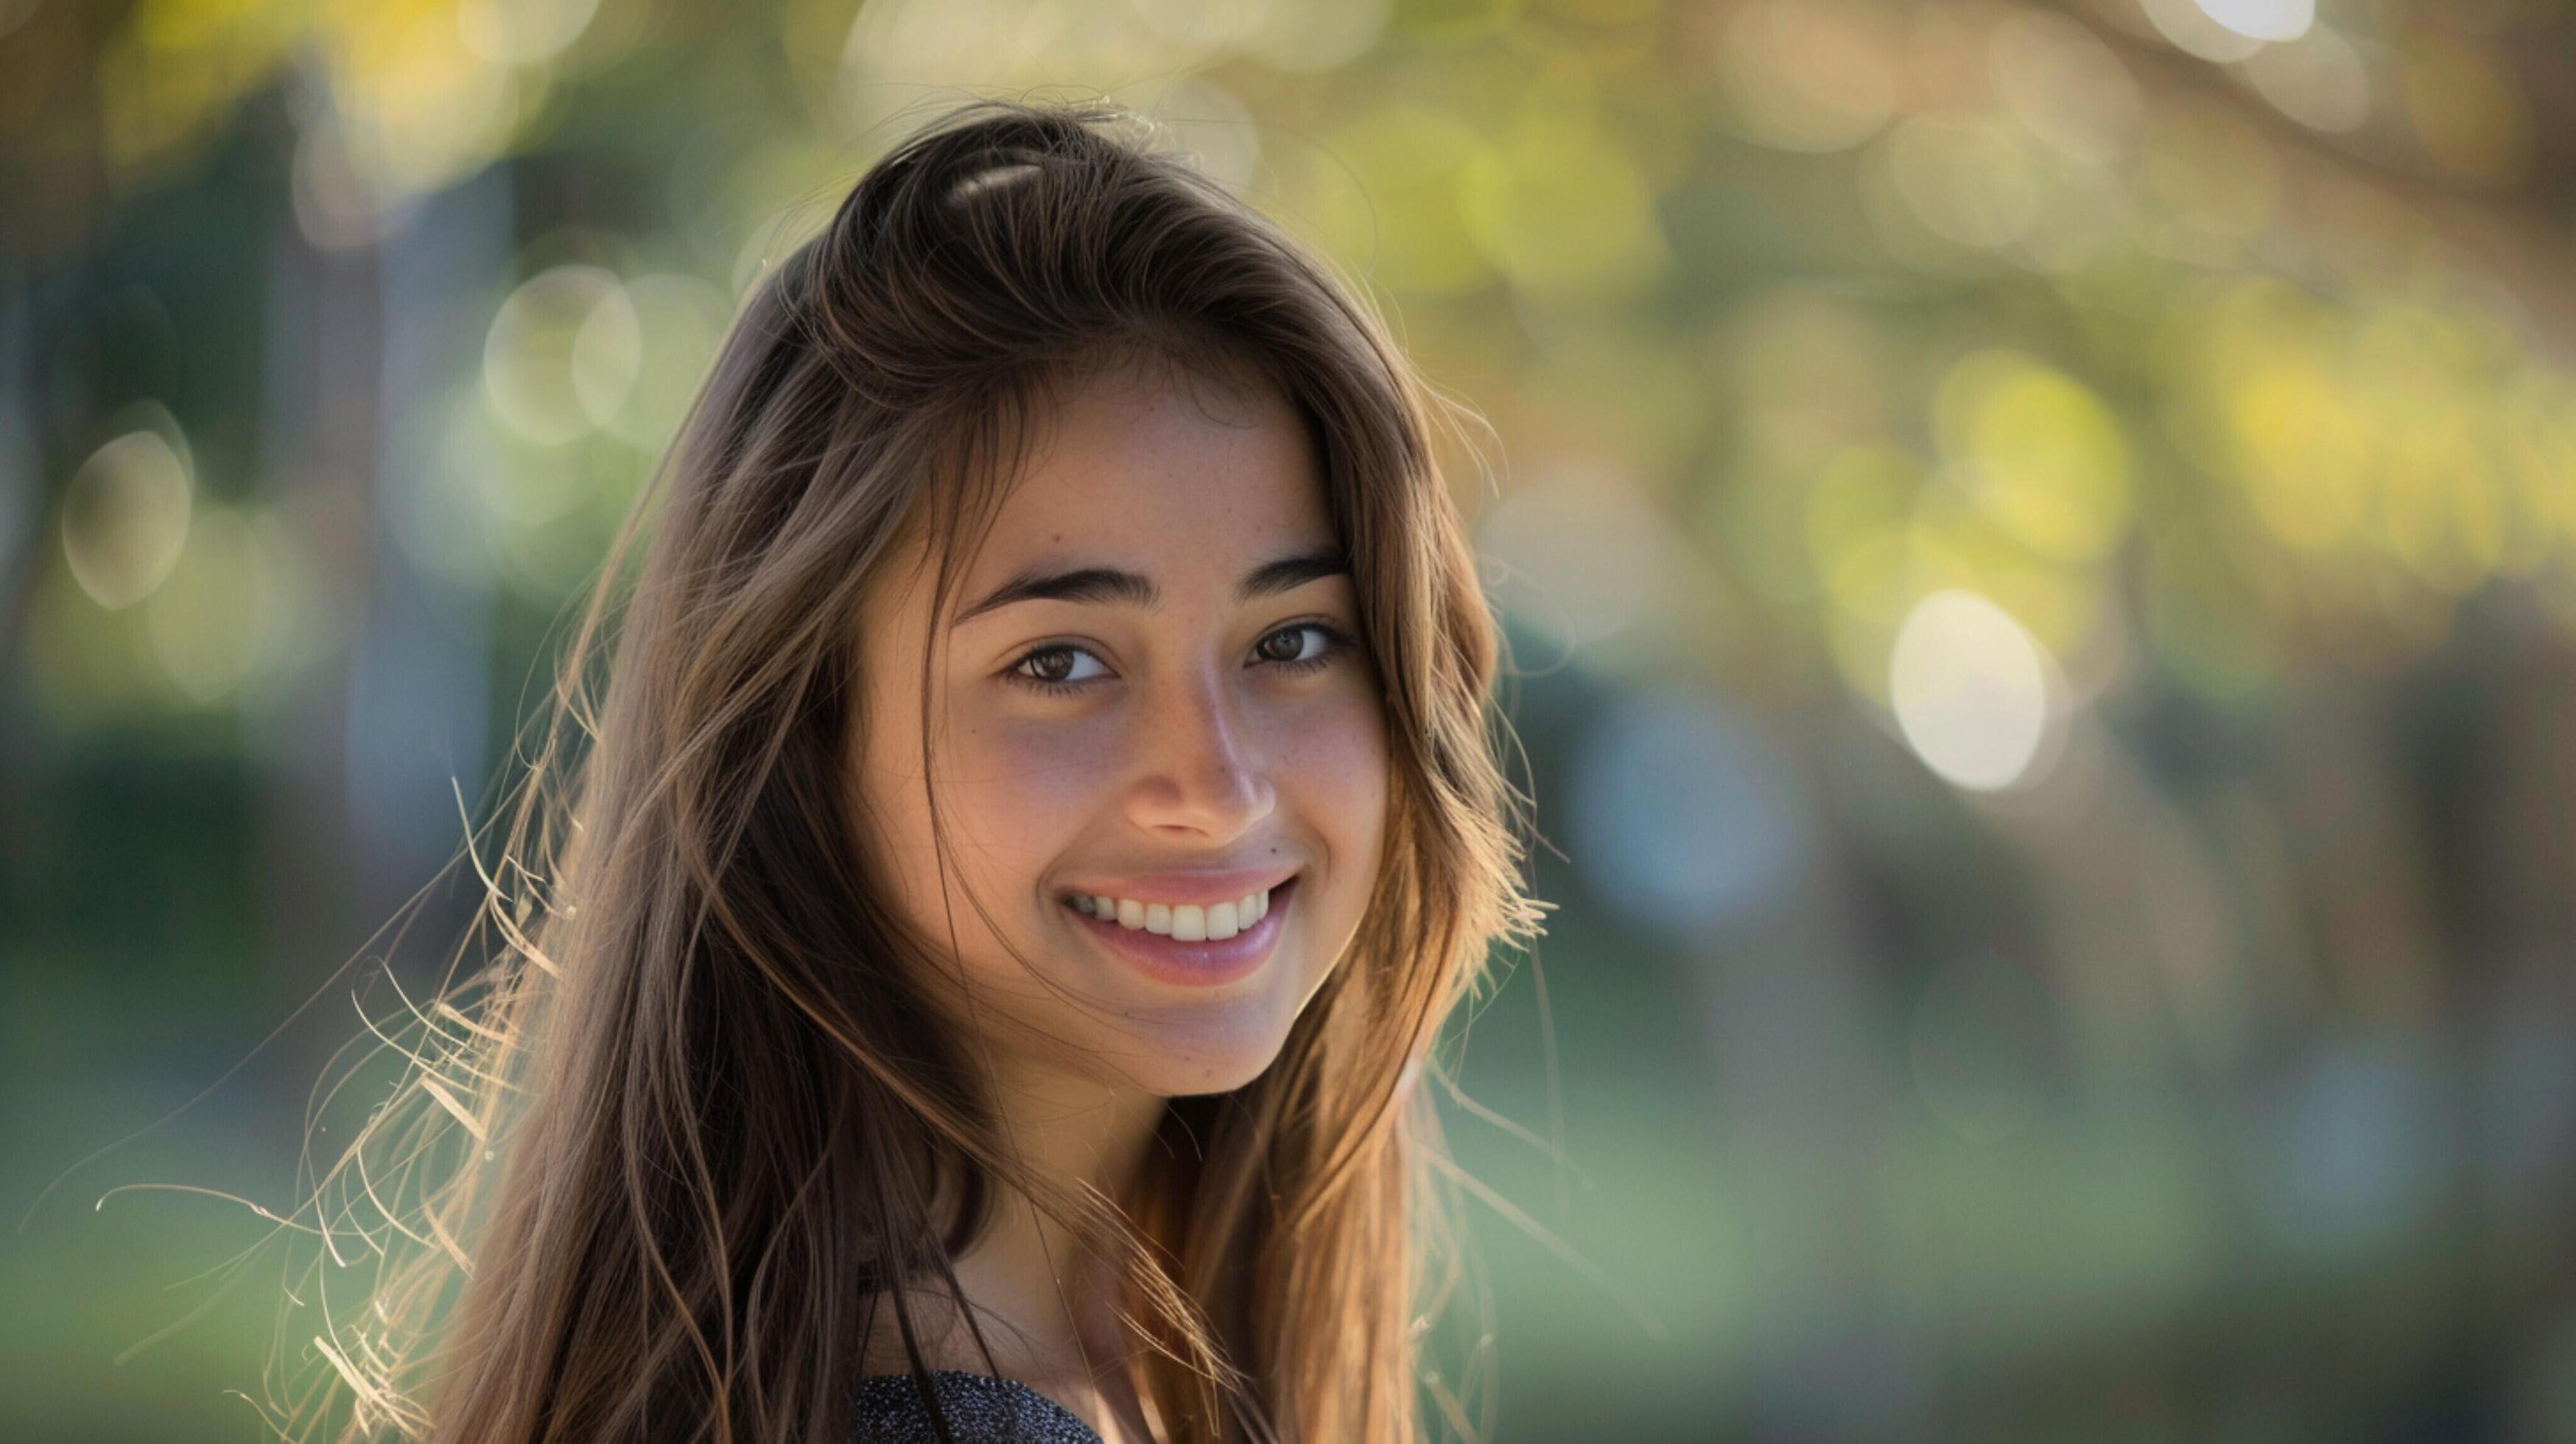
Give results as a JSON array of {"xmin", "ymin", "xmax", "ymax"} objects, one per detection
[{"xmin": 952, "ymin": 546, "xmax": 1351, "ymax": 628}]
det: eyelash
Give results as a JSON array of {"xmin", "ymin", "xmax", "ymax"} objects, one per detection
[{"xmin": 1003, "ymin": 622, "xmax": 1356, "ymax": 698}]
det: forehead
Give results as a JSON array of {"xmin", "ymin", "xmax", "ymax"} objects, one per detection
[{"xmin": 964, "ymin": 359, "xmax": 1332, "ymax": 583}]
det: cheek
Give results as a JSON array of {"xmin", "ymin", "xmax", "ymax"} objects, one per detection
[
  {"xmin": 852, "ymin": 704, "xmax": 1081, "ymax": 925},
  {"xmin": 855, "ymin": 726, "xmax": 1092, "ymax": 978},
  {"xmin": 1268, "ymin": 688, "xmax": 1390, "ymax": 869},
  {"xmin": 927, "ymin": 715, "xmax": 1104, "ymax": 881}
]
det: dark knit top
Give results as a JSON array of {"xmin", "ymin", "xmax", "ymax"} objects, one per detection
[{"xmin": 852, "ymin": 1370, "xmax": 1106, "ymax": 1443}]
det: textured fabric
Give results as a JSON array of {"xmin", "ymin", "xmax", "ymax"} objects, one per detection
[{"xmin": 852, "ymin": 1369, "xmax": 1106, "ymax": 1443}]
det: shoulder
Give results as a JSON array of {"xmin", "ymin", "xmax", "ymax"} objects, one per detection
[{"xmin": 852, "ymin": 1369, "xmax": 1105, "ymax": 1443}]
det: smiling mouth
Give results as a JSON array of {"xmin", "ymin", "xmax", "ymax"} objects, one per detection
[
  {"xmin": 1057, "ymin": 875, "xmax": 1301, "ymax": 987},
  {"xmin": 1061, "ymin": 875, "xmax": 1294, "ymax": 942}
]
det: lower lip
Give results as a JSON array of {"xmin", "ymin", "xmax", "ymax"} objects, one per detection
[{"xmin": 1064, "ymin": 877, "xmax": 1296, "ymax": 988}]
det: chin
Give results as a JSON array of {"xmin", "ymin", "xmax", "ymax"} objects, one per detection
[
  {"xmin": 1155, "ymin": 1050, "xmax": 1289, "ymax": 1099},
  {"xmin": 1098, "ymin": 1005, "xmax": 1305, "ymax": 1098}
]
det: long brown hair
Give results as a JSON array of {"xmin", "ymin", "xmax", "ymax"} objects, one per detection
[{"xmin": 277, "ymin": 97, "xmax": 1545, "ymax": 1443}]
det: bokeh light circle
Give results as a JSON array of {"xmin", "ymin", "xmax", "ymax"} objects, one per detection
[
  {"xmin": 60, "ymin": 427, "xmax": 193, "ymax": 609},
  {"xmin": 1888, "ymin": 589, "xmax": 2061, "ymax": 792},
  {"xmin": 483, "ymin": 265, "xmax": 635, "ymax": 445}
]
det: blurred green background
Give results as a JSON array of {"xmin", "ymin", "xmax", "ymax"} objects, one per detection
[{"xmin": 9, "ymin": 0, "xmax": 2576, "ymax": 1438}]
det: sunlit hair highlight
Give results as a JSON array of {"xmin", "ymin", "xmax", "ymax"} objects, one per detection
[{"xmin": 261, "ymin": 97, "xmax": 1545, "ymax": 1443}]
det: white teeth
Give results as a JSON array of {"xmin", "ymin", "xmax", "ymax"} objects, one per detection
[{"xmin": 1074, "ymin": 884, "xmax": 1281, "ymax": 937}]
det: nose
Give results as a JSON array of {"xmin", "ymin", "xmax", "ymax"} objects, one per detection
[{"xmin": 1125, "ymin": 663, "xmax": 1275, "ymax": 841}]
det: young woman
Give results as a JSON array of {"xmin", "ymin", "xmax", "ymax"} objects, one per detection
[{"xmin": 306, "ymin": 99, "xmax": 1544, "ymax": 1443}]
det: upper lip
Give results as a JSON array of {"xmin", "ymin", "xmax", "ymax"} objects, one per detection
[{"xmin": 1056, "ymin": 866, "xmax": 1301, "ymax": 908}]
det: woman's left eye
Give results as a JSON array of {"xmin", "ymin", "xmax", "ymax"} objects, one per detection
[
  {"xmin": 1003, "ymin": 623, "xmax": 1352, "ymax": 697},
  {"xmin": 1252, "ymin": 623, "xmax": 1350, "ymax": 671}
]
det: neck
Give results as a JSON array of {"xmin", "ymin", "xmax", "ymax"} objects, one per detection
[
  {"xmin": 955, "ymin": 1065, "xmax": 1168, "ymax": 1379},
  {"xmin": 868, "ymin": 1060, "xmax": 1170, "ymax": 1397}
]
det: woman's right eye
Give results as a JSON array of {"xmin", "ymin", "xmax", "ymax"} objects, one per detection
[{"xmin": 1006, "ymin": 643, "xmax": 1111, "ymax": 695}]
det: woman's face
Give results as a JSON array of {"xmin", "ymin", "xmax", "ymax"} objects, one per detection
[{"xmin": 849, "ymin": 360, "xmax": 1389, "ymax": 1099}]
